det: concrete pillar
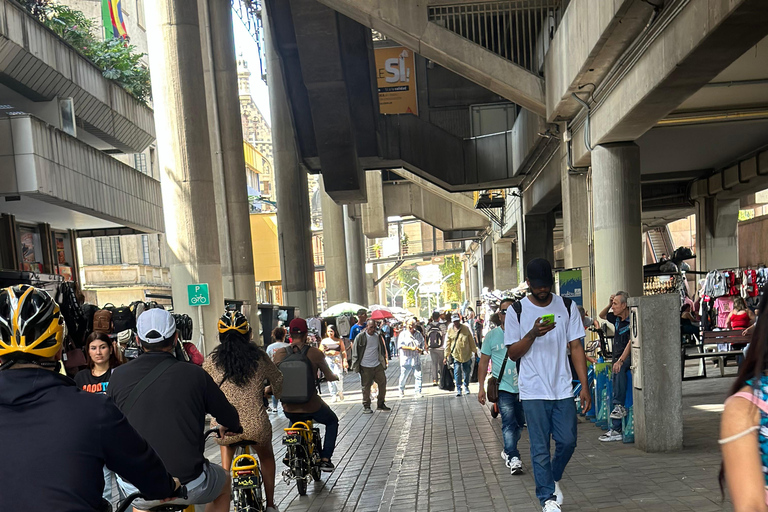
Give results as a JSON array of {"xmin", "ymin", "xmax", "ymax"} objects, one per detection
[
  {"xmin": 264, "ymin": 2, "xmax": 316, "ymax": 316},
  {"xmin": 523, "ymin": 212, "xmax": 555, "ymax": 269},
  {"xmin": 592, "ymin": 143, "xmax": 643, "ymax": 310},
  {"xmin": 695, "ymin": 197, "xmax": 739, "ymax": 271},
  {"xmin": 206, "ymin": 0, "xmax": 257, "ymax": 309},
  {"xmin": 493, "ymin": 240, "xmax": 517, "ymax": 290},
  {"xmin": 343, "ymin": 205, "xmax": 367, "ymax": 305},
  {"xmin": 469, "ymin": 265, "xmax": 479, "ymax": 303},
  {"xmin": 562, "ymin": 160, "xmax": 593, "ymax": 310},
  {"xmin": 319, "ymin": 177, "xmax": 350, "ymax": 306},
  {"xmin": 147, "ymin": 0, "xmax": 224, "ymax": 354},
  {"xmin": 361, "ymin": 171, "xmax": 388, "ymax": 238}
]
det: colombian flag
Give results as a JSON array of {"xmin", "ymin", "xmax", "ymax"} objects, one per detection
[{"xmin": 102, "ymin": 0, "xmax": 128, "ymax": 39}]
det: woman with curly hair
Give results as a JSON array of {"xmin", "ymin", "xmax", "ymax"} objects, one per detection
[{"xmin": 204, "ymin": 311, "xmax": 283, "ymax": 512}]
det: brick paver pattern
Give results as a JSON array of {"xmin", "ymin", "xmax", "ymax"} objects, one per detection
[{"xmin": 201, "ymin": 355, "xmax": 735, "ymax": 511}]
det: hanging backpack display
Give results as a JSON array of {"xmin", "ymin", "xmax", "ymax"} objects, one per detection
[
  {"xmin": 111, "ymin": 305, "xmax": 135, "ymax": 333},
  {"xmin": 278, "ymin": 345, "xmax": 317, "ymax": 404},
  {"xmin": 93, "ymin": 308, "xmax": 113, "ymax": 334}
]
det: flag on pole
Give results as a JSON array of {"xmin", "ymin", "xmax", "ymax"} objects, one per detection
[{"xmin": 102, "ymin": 0, "xmax": 128, "ymax": 39}]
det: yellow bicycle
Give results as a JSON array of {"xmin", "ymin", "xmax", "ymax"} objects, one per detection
[
  {"xmin": 281, "ymin": 421, "xmax": 322, "ymax": 496},
  {"xmin": 230, "ymin": 441, "xmax": 264, "ymax": 512}
]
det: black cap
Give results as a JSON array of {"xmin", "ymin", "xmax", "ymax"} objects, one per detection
[{"xmin": 526, "ymin": 258, "xmax": 554, "ymax": 288}]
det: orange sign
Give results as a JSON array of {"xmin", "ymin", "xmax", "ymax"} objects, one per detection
[{"xmin": 374, "ymin": 46, "xmax": 418, "ymax": 115}]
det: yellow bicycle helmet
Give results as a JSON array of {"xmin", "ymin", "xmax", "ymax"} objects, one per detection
[
  {"xmin": 0, "ymin": 285, "xmax": 65, "ymax": 360},
  {"xmin": 217, "ymin": 311, "xmax": 249, "ymax": 335}
]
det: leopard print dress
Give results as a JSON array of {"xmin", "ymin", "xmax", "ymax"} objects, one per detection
[{"xmin": 203, "ymin": 354, "xmax": 283, "ymax": 447}]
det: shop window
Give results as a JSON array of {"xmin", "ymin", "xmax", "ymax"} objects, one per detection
[
  {"xmin": 141, "ymin": 235, "xmax": 150, "ymax": 265},
  {"xmin": 95, "ymin": 237, "xmax": 122, "ymax": 265}
]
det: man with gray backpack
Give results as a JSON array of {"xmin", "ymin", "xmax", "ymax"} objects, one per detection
[{"xmin": 273, "ymin": 318, "xmax": 340, "ymax": 472}]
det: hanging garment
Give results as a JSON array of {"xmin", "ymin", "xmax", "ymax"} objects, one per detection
[{"xmin": 713, "ymin": 296, "xmax": 735, "ymax": 329}]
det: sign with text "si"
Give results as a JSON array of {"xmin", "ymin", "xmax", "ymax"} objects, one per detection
[{"xmin": 188, "ymin": 283, "xmax": 210, "ymax": 307}]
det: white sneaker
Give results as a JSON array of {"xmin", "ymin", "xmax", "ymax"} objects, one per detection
[
  {"xmin": 599, "ymin": 429, "xmax": 623, "ymax": 442},
  {"xmin": 542, "ymin": 499, "xmax": 561, "ymax": 512},
  {"xmin": 554, "ymin": 480, "xmax": 563, "ymax": 505},
  {"xmin": 398, "ymin": 390, "xmax": 405, "ymax": 398},
  {"xmin": 609, "ymin": 405, "xmax": 627, "ymax": 420},
  {"xmin": 500, "ymin": 450, "xmax": 510, "ymax": 466},
  {"xmin": 330, "ymin": 396, "xmax": 338, "ymax": 403},
  {"xmin": 508, "ymin": 456, "xmax": 524, "ymax": 475}
]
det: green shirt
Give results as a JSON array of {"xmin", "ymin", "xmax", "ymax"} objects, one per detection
[{"xmin": 481, "ymin": 327, "xmax": 518, "ymax": 394}]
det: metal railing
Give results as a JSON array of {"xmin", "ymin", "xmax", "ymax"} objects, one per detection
[{"xmin": 428, "ymin": 0, "xmax": 562, "ymax": 75}]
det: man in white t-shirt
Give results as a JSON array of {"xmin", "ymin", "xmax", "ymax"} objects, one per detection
[{"xmin": 504, "ymin": 258, "xmax": 591, "ymax": 512}]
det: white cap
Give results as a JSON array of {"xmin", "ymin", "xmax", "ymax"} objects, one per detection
[
  {"xmin": 136, "ymin": 308, "xmax": 176, "ymax": 343},
  {"xmin": 451, "ymin": 313, "xmax": 460, "ymax": 321}
]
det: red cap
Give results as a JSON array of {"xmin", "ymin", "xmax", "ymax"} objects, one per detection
[{"xmin": 289, "ymin": 318, "xmax": 308, "ymax": 335}]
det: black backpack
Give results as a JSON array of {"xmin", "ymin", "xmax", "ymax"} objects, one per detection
[
  {"xmin": 278, "ymin": 345, "xmax": 317, "ymax": 404},
  {"xmin": 112, "ymin": 305, "xmax": 136, "ymax": 333},
  {"xmin": 81, "ymin": 303, "xmax": 99, "ymax": 336},
  {"xmin": 426, "ymin": 324, "xmax": 443, "ymax": 349}
]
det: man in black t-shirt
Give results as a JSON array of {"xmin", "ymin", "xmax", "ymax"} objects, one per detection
[{"xmin": 598, "ymin": 291, "xmax": 631, "ymax": 442}]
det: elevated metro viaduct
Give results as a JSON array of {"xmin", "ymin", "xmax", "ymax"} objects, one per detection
[{"xmin": 144, "ymin": 0, "xmax": 768, "ymax": 339}]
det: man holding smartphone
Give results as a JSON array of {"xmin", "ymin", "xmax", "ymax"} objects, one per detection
[{"xmin": 504, "ymin": 258, "xmax": 591, "ymax": 512}]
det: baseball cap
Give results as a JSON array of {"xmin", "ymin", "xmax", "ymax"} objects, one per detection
[
  {"xmin": 289, "ymin": 318, "xmax": 308, "ymax": 335},
  {"xmin": 136, "ymin": 308, "xmax": 177, "ymax": 343},
  {"xmin": 526, "ymin": 258, "xmax": 554, "ymax": 288},
  {"xmin": 451, "ymin": 313, "xmax": 460, "ymax": 321}
]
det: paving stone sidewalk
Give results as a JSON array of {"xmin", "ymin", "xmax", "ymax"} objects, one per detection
[{"xmin": 204, "ymin": 356, "xmax": 735, "ymax": 512}]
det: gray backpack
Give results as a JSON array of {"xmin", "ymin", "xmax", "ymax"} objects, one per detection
[{"xmin": 278, "ymin": 345, "xmax": 317, "ymax": 404}]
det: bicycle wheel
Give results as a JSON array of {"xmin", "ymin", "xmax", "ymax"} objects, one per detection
[
  {"xmin": 296, "ymin": 478, "xmax": 307, "ymax": 496},
  {"xmin": 311, "ymin": 464, "xmax": 321, "ymax": 482}
]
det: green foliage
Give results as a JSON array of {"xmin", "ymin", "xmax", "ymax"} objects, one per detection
[
  {"xmin": 22, "ymin": 1, "xmax": 152, "ymax": 103},
  {"xmin": 439, "ymin": 256, "xmax": 463, "ymax": 304},
  {"xmin": 397, "ymin": 267, "xmax": 419, "ymax": 308}
]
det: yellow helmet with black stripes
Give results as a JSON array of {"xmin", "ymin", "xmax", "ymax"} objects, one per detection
[
  {"xmin": 217, "ymin": 311, "xmax": 250, "ymax": 335},
  {"xmin": 0, "ymin": 285, "xmax": 65, "ymax": 360}
]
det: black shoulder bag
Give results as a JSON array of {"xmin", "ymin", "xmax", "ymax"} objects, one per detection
[
  {"xmin": 486, "ymin": 356, "xmax": 508, "ymax": 403},
  {"xmin": 122, "ymin": 358, "xmax": 176, "ymax": 417}
]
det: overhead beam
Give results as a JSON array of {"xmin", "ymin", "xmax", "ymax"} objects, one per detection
[
  {"xmin": 571, "ymin": 0, "xmax": 768, "ymax": 166},
  {"xmin": 314, "ymin": 0, "xmax": 546, "ymax": 116}
]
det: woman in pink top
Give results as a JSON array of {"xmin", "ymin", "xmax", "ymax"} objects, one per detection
[{"xmin": 727, "ymin": 297, "xmax": 755, "ymax": 330}]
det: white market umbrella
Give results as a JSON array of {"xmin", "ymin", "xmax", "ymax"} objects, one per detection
[{"xmin": 319, "ymin": 302, "xmax": 368, "ymax": 317}]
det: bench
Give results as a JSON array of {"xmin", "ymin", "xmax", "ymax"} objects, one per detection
[{"xmin": 682, "ymin": 330, "xmax": 750, "ymax": 380}]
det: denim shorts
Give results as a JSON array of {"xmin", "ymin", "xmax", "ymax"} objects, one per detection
[{"xmin": 117, "ymin": 461, "xmax": 227, "ymax": 509}]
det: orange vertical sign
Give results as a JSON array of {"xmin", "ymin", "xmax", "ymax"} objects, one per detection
[{"xmin": 374, "ymin": 47, "xmax": 418, "ymax": 115}]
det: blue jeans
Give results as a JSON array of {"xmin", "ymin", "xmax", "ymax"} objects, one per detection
[
  {"xmin": 612, "ymin": 359, "xmax": 631, "ymax": 431},
  {"xmin": 523, "ymin": 399, "xmax": 578, "ymax": 506},
  {"xmin": 498, "ymin": 391, "xmax": 525, "ymax": 459},
  {"xmin": 285, "ymin": 403, "xmax": 339, "ymax": 460},
  {"xmin": 454, "ymin": 359, "xmax": 471, "ymax": 391},
  {"xmin": 399, "ymin": 363, "xmax": 422, "ymax": 393}
]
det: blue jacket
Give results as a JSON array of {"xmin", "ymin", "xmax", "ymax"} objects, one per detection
[{"xmin": 0, "ymin": 367, "xmax": 175, "ymax": 512}]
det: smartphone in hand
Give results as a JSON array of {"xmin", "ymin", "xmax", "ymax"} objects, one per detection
[{"xmin": 541, "ymin": 314, "xmax": 555, "ymax": 325}]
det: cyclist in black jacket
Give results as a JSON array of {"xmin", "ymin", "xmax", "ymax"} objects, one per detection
[
  {"xmin": 108, "ymin": 308, "xmax": 241, "ymax": 512},
  {"xmin": 0, "ymin": 285, "xmax": 180, "ymax": 512}
]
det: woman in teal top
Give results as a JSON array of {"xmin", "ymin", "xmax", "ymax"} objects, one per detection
[
  {"xmin": 720, "ymin": 286, "xmax": 768, "ymax": 510},
  {"xmin": 477, "ymin": 303, "xmax": 526, "ymax": 476}
]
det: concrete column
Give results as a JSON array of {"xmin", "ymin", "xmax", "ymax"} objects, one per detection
[
  {"xmin": 206, "ymin": 0, "xmax": 257, "ymax": 309},
  {"xmin": 523, "ymin": 212, "xmax": 555, "ymax": 269},
  {"xmin": 562, "ymin": 160, "xmax": 593, "ymax": 310},
  {"xmin": 469, "ymin": 265, "xmax": 479, "ymax": 304},
  {"xmin": 361, "ymin": 171, "xmax": 387, "ymax": 238},
  {"xmin": 319, "ymin": 177, "xmax": 350, "ymax": 306},
  {"xmin": 695, "ymin": 197, "xmax": 739, "ymax": 271},
  {"xmin": 493, "ymin": 240, "xmax": 517, "ymax": 290},
  {"xmin": 343, "ymin": 205, "xmax": 366, "ymax": 305},
  {"xmin": 264, "ymin": 3, "xmax": 316, "ymax": 316},
  {"xmin": 592, "ymin": 143, "xmax": 643, "ymax": 310},
  {"xmin": 147, "ymin": 0, "xmax": 225, "ymax": 354}
]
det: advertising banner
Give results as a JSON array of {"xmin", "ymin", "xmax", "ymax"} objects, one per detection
[
  {"xmin": 557, "ymin": 269, "xmax": 583, "ymax": 307},
  {"xmin": 374, "ymin": 47, "xmax": 418, "ymax": 115}
]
